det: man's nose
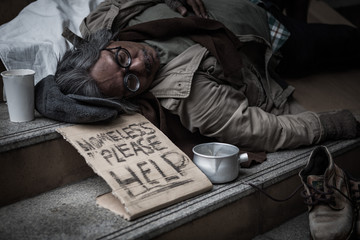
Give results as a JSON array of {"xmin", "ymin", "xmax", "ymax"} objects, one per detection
[{"xmin": 128, "ymin": 55, "xmax": 143, "ymax": 72}]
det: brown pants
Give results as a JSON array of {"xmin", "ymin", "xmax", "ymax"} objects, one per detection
[{"xmin": 265, "ymin": 0, "xmax": 310, "ymax": 22}]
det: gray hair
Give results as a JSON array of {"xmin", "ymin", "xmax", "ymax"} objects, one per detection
[{"xmin": 55, "ymin": 29, "xmax": 139, "ymax": 113}]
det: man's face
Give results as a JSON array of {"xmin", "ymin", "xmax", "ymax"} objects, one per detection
[{"xmin": 90, "ymin": 40, "xmax": 160, "ymax": 98}]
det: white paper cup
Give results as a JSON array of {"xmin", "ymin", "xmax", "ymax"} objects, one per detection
[{"xmin": 1, "ymin": 69, "xmax": 35, "ymax": 122}]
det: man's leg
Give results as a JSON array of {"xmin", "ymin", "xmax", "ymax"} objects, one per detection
[
  {"xmin": 270, "ymin": 7, "xmax": 360, "ymax": 77},
  {"xmin": 277, "ymin": 21, "xmax": 360, "ymax": 77},
  {"xmin": 283, "ymin": 0, "xmax": 309, "ymax": 22},
  {"xmin": 265, "ymin": 0, "xmax": 310, "ymax": 22}
]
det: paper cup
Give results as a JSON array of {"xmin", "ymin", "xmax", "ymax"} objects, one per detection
[{"xmin": 1, "ymin": 69, "xmax": 35, "ymax": 122}]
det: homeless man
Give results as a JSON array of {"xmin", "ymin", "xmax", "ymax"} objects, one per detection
[{"xmin": 53, "ymin": 0, "xmax": 360, "ymax": 153}]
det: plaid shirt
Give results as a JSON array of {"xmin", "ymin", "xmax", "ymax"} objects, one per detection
[{"xmin": 249, "ymin": 0, "xmax": 290, "ymax": 52}]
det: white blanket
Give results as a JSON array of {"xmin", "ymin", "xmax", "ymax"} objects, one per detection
[{"xmin": 0, "ymin": 0, "xmax": 103, "ymax": 84}]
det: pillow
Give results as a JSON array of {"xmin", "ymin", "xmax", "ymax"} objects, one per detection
[{"xmin": 0, "ymin": 0, "xmax": 103, "ymax": 84}]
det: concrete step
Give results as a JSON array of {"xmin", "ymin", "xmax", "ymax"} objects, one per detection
[
  {"xmin": 1, "ymin": 123, "xmax": 359, "ymax": 239},
  {"xmin": 0, "ymin": 103, "xmax": 95, "ymax": 207},
  {"xmin": 2, "ymin": 175, "xmax": 311, "ymax": 240},
  {"xmin": 252, "ymin": 213, "xmax": 310, "ymax": 240}
]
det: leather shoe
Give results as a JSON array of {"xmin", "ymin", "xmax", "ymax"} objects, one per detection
[
  {"xmin": 299, "ymin": 146, "xmax": 355, "ymax": 240},
  {"xmin": 348, "ymin": 175, "xmax": 360, "ymax": 239}
]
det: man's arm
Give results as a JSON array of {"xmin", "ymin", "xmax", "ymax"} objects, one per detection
[
  {"xmin": 80, "ymin": 0, "xmax": 208, "ymax": 38},
  {"xmin": 173, "ymin": 75, "xmax": 320, "ymax": 152},
  {"xmin": 80, "ymin": 0, "xmax": 163, "ymax": 37},
  {"xmin": 165, "ymin": 0, "xmax": 208, "ymax": 18},
  {"xmin": 173, "ymin": 73, "xmax": 358, "ymax": 152}
]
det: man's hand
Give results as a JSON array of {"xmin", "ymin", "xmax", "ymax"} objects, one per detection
[{"xmin": 165, "ymin": 0, "xmax": 208, "ymax": 18}]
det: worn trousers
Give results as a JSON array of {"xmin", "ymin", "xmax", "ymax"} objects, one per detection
[{"xmin": 263, "ymin": 1, "xmax": 360, "ymax": 77}]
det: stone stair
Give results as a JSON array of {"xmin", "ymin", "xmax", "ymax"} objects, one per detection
[
  {"xmin": 1, "ymin": 101, "xmax": 360, "ymax": 239},
  {"xmin": 0, "ymin": 105, "xmax": 94, "ymax": 207}
]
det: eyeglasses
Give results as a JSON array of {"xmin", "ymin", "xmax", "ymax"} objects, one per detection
[{"xmin": 102, "ymin": 46, "xmax": 140, "ymax": 93}]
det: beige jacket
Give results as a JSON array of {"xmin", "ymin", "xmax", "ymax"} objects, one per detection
[{"xmin": 80, "ymin": 0, "xmax": 324, "ymax": 152}]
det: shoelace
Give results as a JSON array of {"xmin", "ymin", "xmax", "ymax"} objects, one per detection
[
  {"xmin": 246, "ymin": 182, "xmax": 304, "ymax": 202},
  {"xmin": 349, "ymin": 180, "xmax": 360, "ymax": 212},
  {"xmin": 301, "ymin": 182, "xmax": 355, "ymax": 210},
  {"xmin": 246, "ymin": 181, "xmax": 354, "ymax": 207},
  {"xmin": 350, "ymin": 181, "xmax": 360, "ymax": 200},
  {"xmin": 301, "ymin": 182, "xmax": 335, "ymax": 206}
]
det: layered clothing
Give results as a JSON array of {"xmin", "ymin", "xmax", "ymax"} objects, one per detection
[{"xmin": 79, "ymin": 0, "xmax": 323, "ymax": 152}]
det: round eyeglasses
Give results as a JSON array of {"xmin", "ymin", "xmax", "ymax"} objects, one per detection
[{"xmin": 102, "ymin": 46, "xmax": 140, "ymax": 93}]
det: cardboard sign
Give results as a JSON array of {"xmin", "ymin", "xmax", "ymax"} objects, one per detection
[{"xmin": 57, "ymin": 113, "xmax": 212, "ymax": 220}]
